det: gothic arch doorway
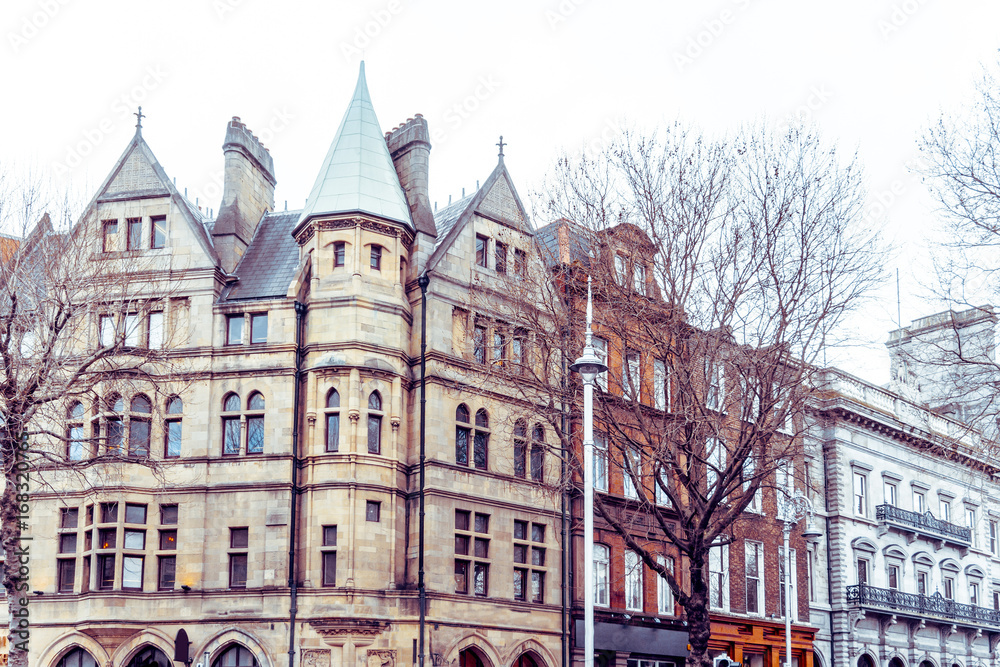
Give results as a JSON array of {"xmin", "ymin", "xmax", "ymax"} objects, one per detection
[
  {"xmin": 460, "ymin": 648, "xmax": 489, "ymax": 667},
  {"xmin": 512, "ymin": 654, "xmax": 540, "ymax": 667},
  {"xmin": 212, "ymin": 644, "xmax": 260, "ymax": 667},
  {"xmin": 126, "ymin": 646, "xmax": 172, "ymax": 667},
  {"xmin": 56, "ymin": 648, "xmax": 98, "ymax": 667}
]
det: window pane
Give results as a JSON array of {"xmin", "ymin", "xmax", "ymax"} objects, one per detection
[
  {"xmin": 124, "ymin": 313, "xmax": 140, "ymax": 347},
  {"xmin": 370, "ymin": 245, "xmax": 382, "ymax": 270},
  {"xmin": 495, "ymin": 242, "xmax": 507, "ymax": 274},
  {"xmin": 323, "ymin": 526, "xmax": 338, "ymax": 546},
  {"xmin": 247, "ymin": 416, "xmax": 264, "ymax": 454},
  {"xmin": 455, "ymin": 560, "xmax": 469, "ymax": 593},
  {"xmin": 159, "ymin": 530, "xmax": 177, "ymax": 550},
  {"xmin": 160, "ymin": 504, "xmax": 178, "ymax": 525},
  {"xmin": 229, "ymin": 554, "xmax": 248, "ymax": 588},
  {"xmin": 513, "ymin": 520, "xmax": 527, "ymax": 540},
  {"xmin": 103, "ymin": 221, "xmax": 118, "ymax": 252},
  {"xmin": 326, "ymin": 414, "xmax": 340, "ymax": 452},
  {"xmin": 128, "ymin": 420, "xmax": 150, "ymax": 457},
  {"xmin": 249, "ymin": 313, "xmax": 268, "ymax": 344},
  {"xmin": 474, "ymin": 538, "xmax": 489, "ymax": 558},
  {"xmin": 530, "ymin": 447, "xmax": 543, "ymax": 482},
  {"xmin": 322, "ymin": 551, "xmax": 337, "ymax": 586},
  {"xmin": 60, "ymin": 533, "xmax": 77, "ymax": 553},
  {"xmin": 231, "ymin": 527, "xmax": 249, "ymax": 548},
  {"xmin": 475, "ymin": 236, "xmax": 487, "ymax": 267},
  {"xmin": 69, "ymin": 424, "xmax": 85, "ymax": 461},
  {"xmin": 128, "ymin": 218, "xmax": 142, "ymax": 250},
  {"xmin": 224, "ymin": 394, "xmax": 240, "ymax": 412},
  {"xmin": 456, "ymin": 404, "xmax": 469, "ymax": 422},
  {"xmin": 224, "ymin": 418, "xmax": 240, "ymax": 455},
  {"xmin": 327, "ymin": 390, "xmax": 340, "ymax": 408},
  {"xmin": 151, "ymin": 216, "xmax": 166, "ymax": 249},
  {"xmin": 124, "ymin": 504, "xmax": 146, "ymax": 524},
  {"xmin": 101, "ymin": 502, "xmax": 118, "ymax": 523},
  {"xmin": 122, "ymin": 556, "xmax": 143, "ymax": 589},
  {"xmin": 61, "ymin": 508, "xmax": 79, "ymax": 529},
  {"xmin": 248, "ymin": 392, "xmax": 265, "ymax": 410},
  {"xmin": 165, "ymin": 420, "xmax": 182, "ymax": 458},
  {"xmin": 473, "ymin": 432, "xmax": 488, "ymax": 470},
  {"xmin": 368, "ymin": 392, "xmax": 382, "ymax": 410},
  {"xmin": 99, "ymin": 528, "xmax": 117, "ymax": 549},
  {"xmin": 513, "ymin": 544, "xmax": 526, "ymax": 563},
  {"xmin": 531, "ymin": 571, "xmax": 544, "ymax": 602},
  {"xmin": 474, "ymin": 513, "xmax": 490, "ymax": 533},
  {"xmin": 227, "ymin": 316, "xmax": 244, "ymax": 345},
  {"xmin": 58, "ymin": 559, "xmax": 75, "ymax": 592},
  {"xmin": 368, "ymin": 415, "xmax": 381, "ymax": 454},
  {"xmin": 107, "ymin": 419, "xmax": 124, "ymax": 454},
  {"xmin": 334, "ymin": 242, "xmax": 345, "ymax": 267},
  {"xmin": 514, "ymin": 441, "xmax": 526, "ymax": 478},
  {"xmin": 366, "ymin": 501, "xmax": 381, "ymax": 522},
  {"xmin": 99, "ymin": 554, "xmax": 115, "ymax": 589},
  {"xmin": 148, "ymin": 312, "xmax": 164, "ymax": 349},
  {"xmin": 158, "ymin": 555, "xmax": 176, "ymax": 590},
  {"xmin": 514, "ymin": 568, "xmax": 526, "ymax": 600},
  {"xmin": 532, "ymin": 524, "xmax": 545, "ymax": 542},
  {"xmin": 123, "ymin": 529, "xmax": 144, "ymax": 550},
  {"xmin": 455, "ymin": 510, "xmax": 470, "ymax": 531},
  {"xmin": 455, "ymin": 427, "xmax": 469, "ymax": 465},
  {"xmin": 474, "ymin": 563, "xmax": 489, "ymax": 596}
]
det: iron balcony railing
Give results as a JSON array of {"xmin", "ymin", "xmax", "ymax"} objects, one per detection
[
  {"xmin": 847, "ymin": 584, "xmax": 1000, "ymax": 628},
  {"xmin": 875, "ymin": 503, "xmax": 972, "ymax": 546}
]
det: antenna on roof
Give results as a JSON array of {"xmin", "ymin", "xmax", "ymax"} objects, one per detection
[
  {"xmin": 196, "ymin": 197, "xmax": 199, "ymax": 207},
  {"xmin": 434, "ymin": 202, "xmax": 438, "ymax": 212},
  {"xmin": 476, "ymin": 180, "xmax": 480, "ymax": 190},
  {"xmin": 284, "ymin": 200, "xmax": 287, "ymax": 211},
  {"xmin": 184, "ymin": 187, "xmax": 187, "ymax": 197},
  {"xmin": 462, "ymin": 188, "xmax": 465, "ymax": 198},
  {"xmin": 448, "ymin": 195, "xmax": 452, "ymax": 205},
  {"xmin": 173, "ymin": 177, "xmax": 176, "ymax": 185}
]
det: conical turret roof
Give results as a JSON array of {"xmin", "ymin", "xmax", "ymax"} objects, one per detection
[{"xmin": 296, "ymin": 63, "xmax": 413, "ymax": 230}]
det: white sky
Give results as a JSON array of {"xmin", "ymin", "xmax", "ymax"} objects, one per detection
[{"xmin": 3, "ymin": 0, "xmax": 999, "ymax": 384}]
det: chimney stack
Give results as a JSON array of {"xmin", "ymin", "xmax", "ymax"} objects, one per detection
[
  {"xmin": 385, "ymin": 114, "xmax": 435, "ymax": 238},
  {"xmin": 212, "ymin": 116, "xmax": 277, "ymax": 272}
]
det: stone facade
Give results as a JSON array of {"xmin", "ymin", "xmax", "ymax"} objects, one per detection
[
  {"xmin": 806, "ymin": 368, "xmax": 1000, "ymax": 667},
  {"xmin": 26, "ymin": 69, "xmax": 561, "ymax": 667}
]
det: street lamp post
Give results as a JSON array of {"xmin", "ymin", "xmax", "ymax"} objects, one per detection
[
  {"xmin": 569, "ymin": 278, "xmax": 608, "ymax": 667},
  {"xmin": 779, "ymin": 490, "xmax": 823, "ymax": 667}
]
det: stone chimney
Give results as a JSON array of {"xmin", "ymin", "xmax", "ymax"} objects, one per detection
[
  {"xmin": 212, "ymin": 116, "xmax": 276, "ymax": 272},
  {"xmin": 386, "ymin": 114, "xmax": 436, "ymax": 240}
]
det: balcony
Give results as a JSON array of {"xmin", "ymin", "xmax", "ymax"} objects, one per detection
[
  {"xmin": 847, "ymin": 584, "xmax": 1000, "ymax": 629},
  {"xmin": 875, "ymin": 504, "xmax": 971, "ymax": 548}
]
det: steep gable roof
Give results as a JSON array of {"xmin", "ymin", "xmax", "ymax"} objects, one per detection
[
  {"xmin": 82, "ymin": 127, "xmax": 220, "ymax": 266},
  {"xmin": 295, "ymin": 62, "xmax": 413, "ymax": 233},
  {"xmin": 424, "ymin": 158, "xmax": 531, "ymax": 274}
]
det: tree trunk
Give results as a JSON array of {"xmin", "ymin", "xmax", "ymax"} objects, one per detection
[
  {"xmin": 685, "ymin": 554, "xmax": 715, "ymax": 667},
  {"xmin": 2, "ymin": 431, "xmax": 30, "ymax": 667}
]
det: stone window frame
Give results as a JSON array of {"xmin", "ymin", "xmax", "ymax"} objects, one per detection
[
  {"xmin": 366, "ymin": 391, "xmax": 383, "ymax": 455},
  {"xmin": 849, "ymin": 461, "xmax": 873, "ymax": 518},
  {"xmin": 325, "ymin": 389, "xmax": 341, "ymax": 453},
  {"xmin": 321, "ymin": 525, "xmax": 337, "ymax": 587}
]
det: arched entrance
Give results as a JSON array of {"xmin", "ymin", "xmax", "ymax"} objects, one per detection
[
  {"xmin": 858, "ymin": 656, "xmax": 876, "ymax": 667},
  {"xmin": 212, "ymin": 644, "xmax": 260, "ymax": 667},
  {"xmin": 888, "ymin": 658, "xmax": 906, "ymax": 667},
  {"xmin": 126, "ymin": 646, "xmax": 172, "ymax": 667},
  {"xmin": 56, "ymin": 648, "xmax": 98, "ymax": 667},
  {"xmin": 512, "ymin": 654, "xmax": 540, "ymax": 667},
  {"xmin": 460, "ymin": 648, "xmax": 489, "ymax": 667}
]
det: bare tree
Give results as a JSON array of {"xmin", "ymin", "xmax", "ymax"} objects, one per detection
[
  {"xmin": 471, "ymin": 123, "xmax": 882, "ymax": 667},
  {"xmin": 0, "ymin": 171, "xmax": 182, "ymax": 667},
  {"xmin": 907, "ymin": 59, "xmax": 1000, "ymax": 437}
]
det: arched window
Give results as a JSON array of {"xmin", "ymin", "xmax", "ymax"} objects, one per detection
[
  {"xmin": 211, "ymin": 644, "xmax": 260, "ymax": 667},
  {"xmin": 473, "ymin": 409, "xmax": 489, "ymax": 470},
  {"xmin": 105, "ymin": 393, "xmax": 124, "ymax": 454},
  {"xmin": 594, "ymin": 544, "xmax": 610, "ymax": 606},
  {"xmin": 126, "ymin": 646, "xmax": 171, "ymax": 667},
  {"xmin": 165, "ymin": 396, "xmax": 183, "ymax": 458},
  {"xmin": 367, "ymin": 391, "xmax": 383, "ymax": 454},
  {"xmin": 456, "ymin": 404, "xmax": 471, "ymax": 466},
  {"xmin": 222, "ymin": 392, "xmax": 241, "ymax": 455},
  {"xmin": 459, "ymin": 649, "xmax": 487, "ymax": 667},
  {"xmin": 370, "ymin": 244, "xmax": 383, "ymax": 271},
  {"xmin": 246, "ymin": 392, "xmax": 265, "ymax": 454},
  {"xmin": 857, "ymin": 656, "xmax": 876, "ymax": 667},
  {"xmin": 512, "ymin": 655, "xmax": 539, "ymax": 667},
  {"xmin": 513, "ymin": 420, "xmax": 527, "ymax": 478},
  {"xmin": 67, "ymin": 401, "xmax": 86, "ymax": 461},
  {"xmin": 530, "ymin": 424, "xmax": 545, "ymax": 482},
  {"xmin": 57, "ymin": 648, "xmax": 98, "ymax": 667},
  {"xmin": 128, "ymin": 394, "xmax": 151, "ymax": 457},
  {"xmin": 325, "ymin": 389, "xmax": 341, "ymax": 453}
]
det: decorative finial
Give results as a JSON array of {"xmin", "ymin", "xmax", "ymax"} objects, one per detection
[
  {"xmin": 134, "ymin": 106, "xmax": 146, "ymax": 132},
  {"xmin": 497, "ymin": 135, "xmax": 506, "ymax": 160}
]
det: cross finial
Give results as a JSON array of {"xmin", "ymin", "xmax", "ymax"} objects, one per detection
[
  {"xmin": 134, "ymin": 106, "xmax": 146, "ymax": 132},
  {"xmin": 497, "ymin": 135, "xmax": 506, "ymax": 160}
]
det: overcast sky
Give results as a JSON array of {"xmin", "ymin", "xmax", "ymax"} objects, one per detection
[{"xmin": 3, "ymin": 0, "xmax": 999, "ymax": 384}]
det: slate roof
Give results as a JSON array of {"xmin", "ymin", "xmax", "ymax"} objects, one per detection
[
  {"xmin": 534, "ymin": 219, "xmax": 594, "ymax": 269},
  {"xmin": 432, "ymin": 193, "xmax": 476, "ymax": 250},
  {"xmin": 222, "ymin": 209, "xmax": 302, "ymax": 301},
  {"xmin": 296, "ymin": 62, "xmax": 413, "ymax": 232}
]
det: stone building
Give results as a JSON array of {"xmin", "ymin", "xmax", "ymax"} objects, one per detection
[
  {"xmin": 806, "ymin": 366, "xmax": 1000, "ymax": 667},
  {"xmin": 29, "ymin": 63, "xmax": 562, "ymax": 667}
]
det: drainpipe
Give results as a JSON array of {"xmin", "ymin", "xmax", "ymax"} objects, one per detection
[
  {"xmin": 561, "ymin": 323, "xmax": 569, "ymax": 667},
  {"xmin": 288, "ymin": 301, "xmax": 306, "ymax": 667},
  {"xmin": 418, "ymin": 273, "xmax": 430, "ymax": 667}
]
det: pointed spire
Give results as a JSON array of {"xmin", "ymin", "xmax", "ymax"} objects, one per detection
[{"xmin": 296, "ymin": 61, "xmax": 412, "ymax": 230}]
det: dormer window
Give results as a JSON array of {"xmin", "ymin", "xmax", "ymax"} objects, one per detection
[
  {"xmin": 334, "ymin": 242, "xmax": 346, "ymax": 267},
  {"xmin": 370, "ymin": 245, "xmax": 382, "ymax": 270}
]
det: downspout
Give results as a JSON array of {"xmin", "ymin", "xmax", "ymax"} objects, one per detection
[
  {"xmin": 288, "ymin": 300, "xmax": 306, "ymax": 667},
  {"xmin": 418, "ymin": 273, "xmax": 430, "ymax": 667},
  {"xmin": 560, "ymin": 274, "xmax": 571, "ymax": 667}
]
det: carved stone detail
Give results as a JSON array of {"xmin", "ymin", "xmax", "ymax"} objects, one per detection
[
  {"xmin": 367, "ymin": 649, "xmax": 396, "ymax": 667},
  {"xmin": 302, "ymin": 650, "xmax": 332, "ymax": 667}
]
